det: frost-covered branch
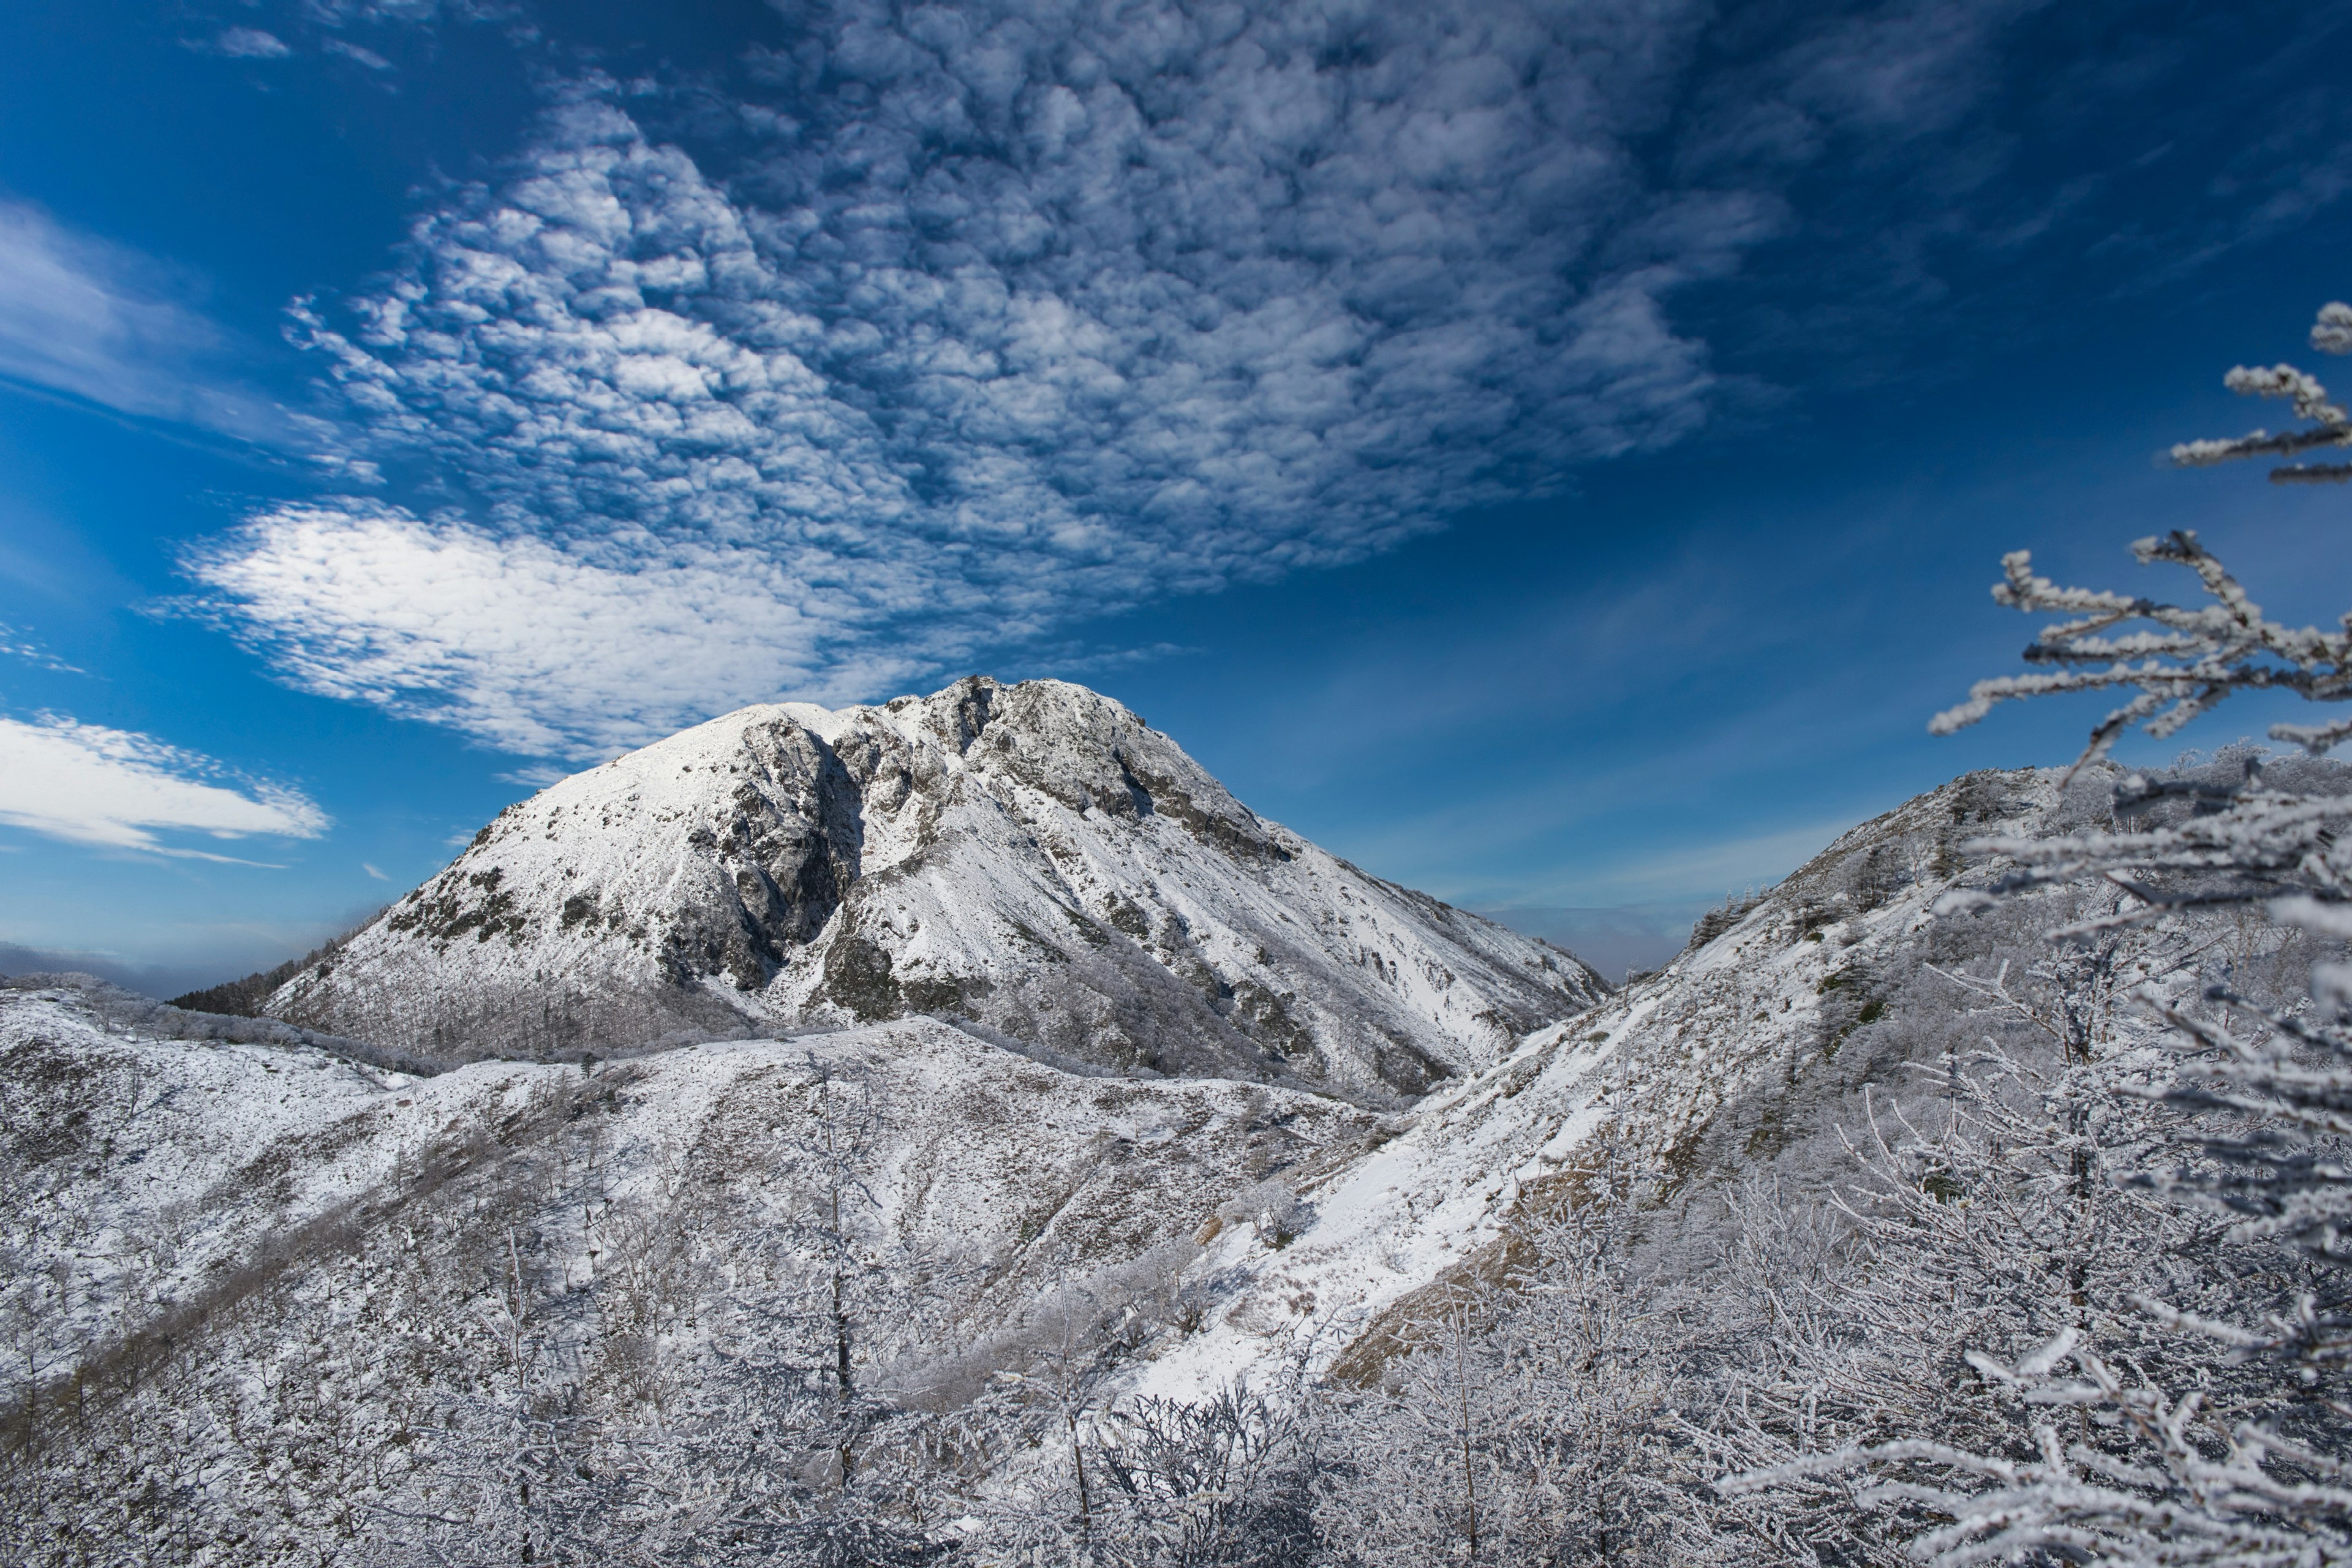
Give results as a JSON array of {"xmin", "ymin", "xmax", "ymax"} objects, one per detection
[
  {"xmin": 1931, "ymin": 532, "xmax": 2352, "ymax": 769},
  {"xmin": 1927, "ymin": 314, "xmax": 2352, "ymax": 930},
  {"xmin": 1932, "ymin": 762, "xmax": 2352, "ymax": 935},
  {"xmin": 1730, "ymin": 1332, "xmax": 2352, "ymax": 1568},
  {"xmin": 2141, "ymin": 985, "xmax": 2352, "ymax": 1272},
  {"xmin": 2171, "ymin": 303, "xmax": 2352, "ymax": 483}
]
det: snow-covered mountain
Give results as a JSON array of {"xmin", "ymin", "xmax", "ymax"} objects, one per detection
[
  {"xmin": 265, "ymin": 677, "xmax": 1605, "ymax": 1102},
  {"xmin": 3, "ymin": 764, "xmax": 2145, "ymax": 1562}
]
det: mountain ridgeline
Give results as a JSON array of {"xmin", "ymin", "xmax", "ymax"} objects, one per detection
[
  {"xmin": 14, "ymin": 745, "xmax": 2288, "ymax": 1566},
  {"xmin": 247, "ymin": 678, "xmax": 1605, "ymax": 1102}
]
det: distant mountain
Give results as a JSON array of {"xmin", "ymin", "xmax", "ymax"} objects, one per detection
[
  {"xmin": 259, "ymin": 677, "xmax": 1605, "ymax": 1102},
  {"xmin": 0, "ymin": 943, "xmax": 232, "ymax": 1004}
]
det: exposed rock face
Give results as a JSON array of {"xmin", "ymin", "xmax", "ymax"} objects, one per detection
[{"xmin": 267, "ymin": 677, "xmax": 1605, "ymax": 1100}]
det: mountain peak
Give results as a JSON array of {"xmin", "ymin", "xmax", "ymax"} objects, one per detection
[{"xmin": 266, "ymin": 677, "xmax": 1604, "ymax": 1100}]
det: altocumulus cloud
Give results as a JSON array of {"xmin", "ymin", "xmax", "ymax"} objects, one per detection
[
  {"xmin": 0, "ymin": 715, "xmax": 328, "ymax": 858},
  {"xmin": 207, "ymin": 27, "xmax": 293, "ymax": 58},
  {"xmin": 198, "ymin": 0, "xmax": 1789, "ymax": 759}
]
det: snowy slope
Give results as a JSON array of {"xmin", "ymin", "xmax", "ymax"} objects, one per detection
[
  {"xmin": 1121, "ymin": 766, "xmax": 2091, "ymax": 1401},
  {"xmin": 0, "ymin": 978, "xmax": 421, "ymax": 1386},
  {"xmin": 266, "ymin": 677, "xmax": 1604, "ymax": 1102},
  {"xmin": 0, "ymin": 977, "xmax": 1379, "ymax": 1460},
  {"xmin": 4, "ymin": 767, "xmax": 2138, "ymax": 1560}
]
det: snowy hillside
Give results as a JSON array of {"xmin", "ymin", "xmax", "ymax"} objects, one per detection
[
  {"xmin": 0, "ymin": 974, "xmax": 1403, "ymax": 1561},
  {"xmin": 1129, "ymin": 766, "xmax": 2106, "ymax": 1399},
  {"xmin": 0, "ymin": 978, "xmax": 1377, "ymax": 1449},
  {"xmin": 265, "ymin": 677, "xmax": 1604, "ymax": 1102},
  {"xmin": 3, "ymin": 764, "xmax": 2215, "ymax": 1564}
]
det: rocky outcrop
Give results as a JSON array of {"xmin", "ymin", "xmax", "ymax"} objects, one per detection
[{"xmin": 265, "ymin": 677, "xmax": 1606, "ymax": 1101}]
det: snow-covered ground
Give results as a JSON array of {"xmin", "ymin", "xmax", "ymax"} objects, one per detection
[
  {"xmin": 6, "ymin": 767, "xmax": 2075, "ymax": 1430},
  {"xmin": 1121, "ymin": 766, "xmax": 2075, "ymax": 1400}
]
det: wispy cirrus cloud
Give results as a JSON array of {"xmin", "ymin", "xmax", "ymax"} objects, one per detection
[
  {"xmin": 321, "ymin": 37, "xmax": 395, "ymax": 70},
  {"xmin": 0, "ymin": 714, "xmax": 328, "ymax": 858},
  {"xmin": 0, "ymin": 622, "xmax": 84, "ymax": 676},
  {"xmin": 0, "ymin": 204, "xmax": 292, "ymax": 443},
  {"xmin": 1677, "ymin": 0, "xmax": 2052, "ymax": 172},
  {"xmin": 207, "ymin": 27, "xmax": 293, "ymax": 59}
]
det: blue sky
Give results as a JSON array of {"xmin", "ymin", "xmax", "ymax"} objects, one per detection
[{"xmin": 4, "ymin": 0, "xmax": 2352, "ymax": 992}]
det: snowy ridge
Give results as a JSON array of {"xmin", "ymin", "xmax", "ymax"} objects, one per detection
[
  {"xmin": 1, "ymin": 767, "xmax": 2106, "ymax": 1558},
  {"xmin": 1124, "ymin": 767, "xmax": 2075, "ymax": 1400},
  {"xmin": 267, "ymin": 677, "xmax": 1605, "ymax": 1102},
  {"xmin": 0, "ymin": 979, "xmax": 1385, "ymax": 1442}
]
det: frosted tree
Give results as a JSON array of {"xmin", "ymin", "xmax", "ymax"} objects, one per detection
[
  {"xmin": 723, "ymin": 1053, "xmax": 941, "ymax": 1564},
  {"xmin": 1315, "ymin": 1166, "xmax": 1712, "ymax": 1566},
  {"xmin": 1090, "ymin": 1382, "xmax": 1319, "ymax": 1567},
  {"xmin": 1929, "ymin": 303, "xmax": 2352, "ymax": 1273},
  {"xmin": 1732, "ymin": 300, "xmax": 2352, "ymax": 1565},
  {"xmin": 1708, "ymin": 1034, "xmax": 2275, "ymax": 1564},
  {"xmin": 349, "ymin": 1057, "xmax": 959, "ymax": 1567}
]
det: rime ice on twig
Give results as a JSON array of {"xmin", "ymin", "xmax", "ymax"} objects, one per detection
[
  {"xmin": 1931, "ymin": 531, "xmax": 2352, "ymax": 773},
  {"xmin": 2169, "ymin": 301, "xmax": 2352, "ymax": 483},
  {"xmin": 1925, "ymin": 525, "xmax": 2352, "ymax": 933},
  {"xmin": 1930, "ymin": 311, "xmax": 2352, "ymax": 933}
]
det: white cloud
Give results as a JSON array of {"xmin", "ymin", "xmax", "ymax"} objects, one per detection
[
  {"xmin": 0, "ymin": 205, "xmax": 289, "ymax": 442},
  {"xmin": 308, "ymin": 0, "xmax": 461, "ymax": 23},
  {"xmin": 200, "ymin": 0, "xmax": 1778, "ymax": 756},
  {"xmin": 323, "ymin": 38, "xmax": 394, "ymax": 70},
  {"xmin": 0, "ymin": 714, "xmax": 328, "ymax": 857},
  {"xmin": 0, "ymin": 622, "xmax": 83, "ymax": 676},
  {"xmin": 213, "ymin": 27, "xmax": 293, "ymax": 58},
  {"xmin": 363, "ymin": 862, "xmax": 389, "ymax": 880},
  {"xmin": 186, "ymin": 500, "xmax": 938, "ymax": 756},
  {"xmin": 1048, "ymin": 643, "xmax": 1202, "ymax": 675}
]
